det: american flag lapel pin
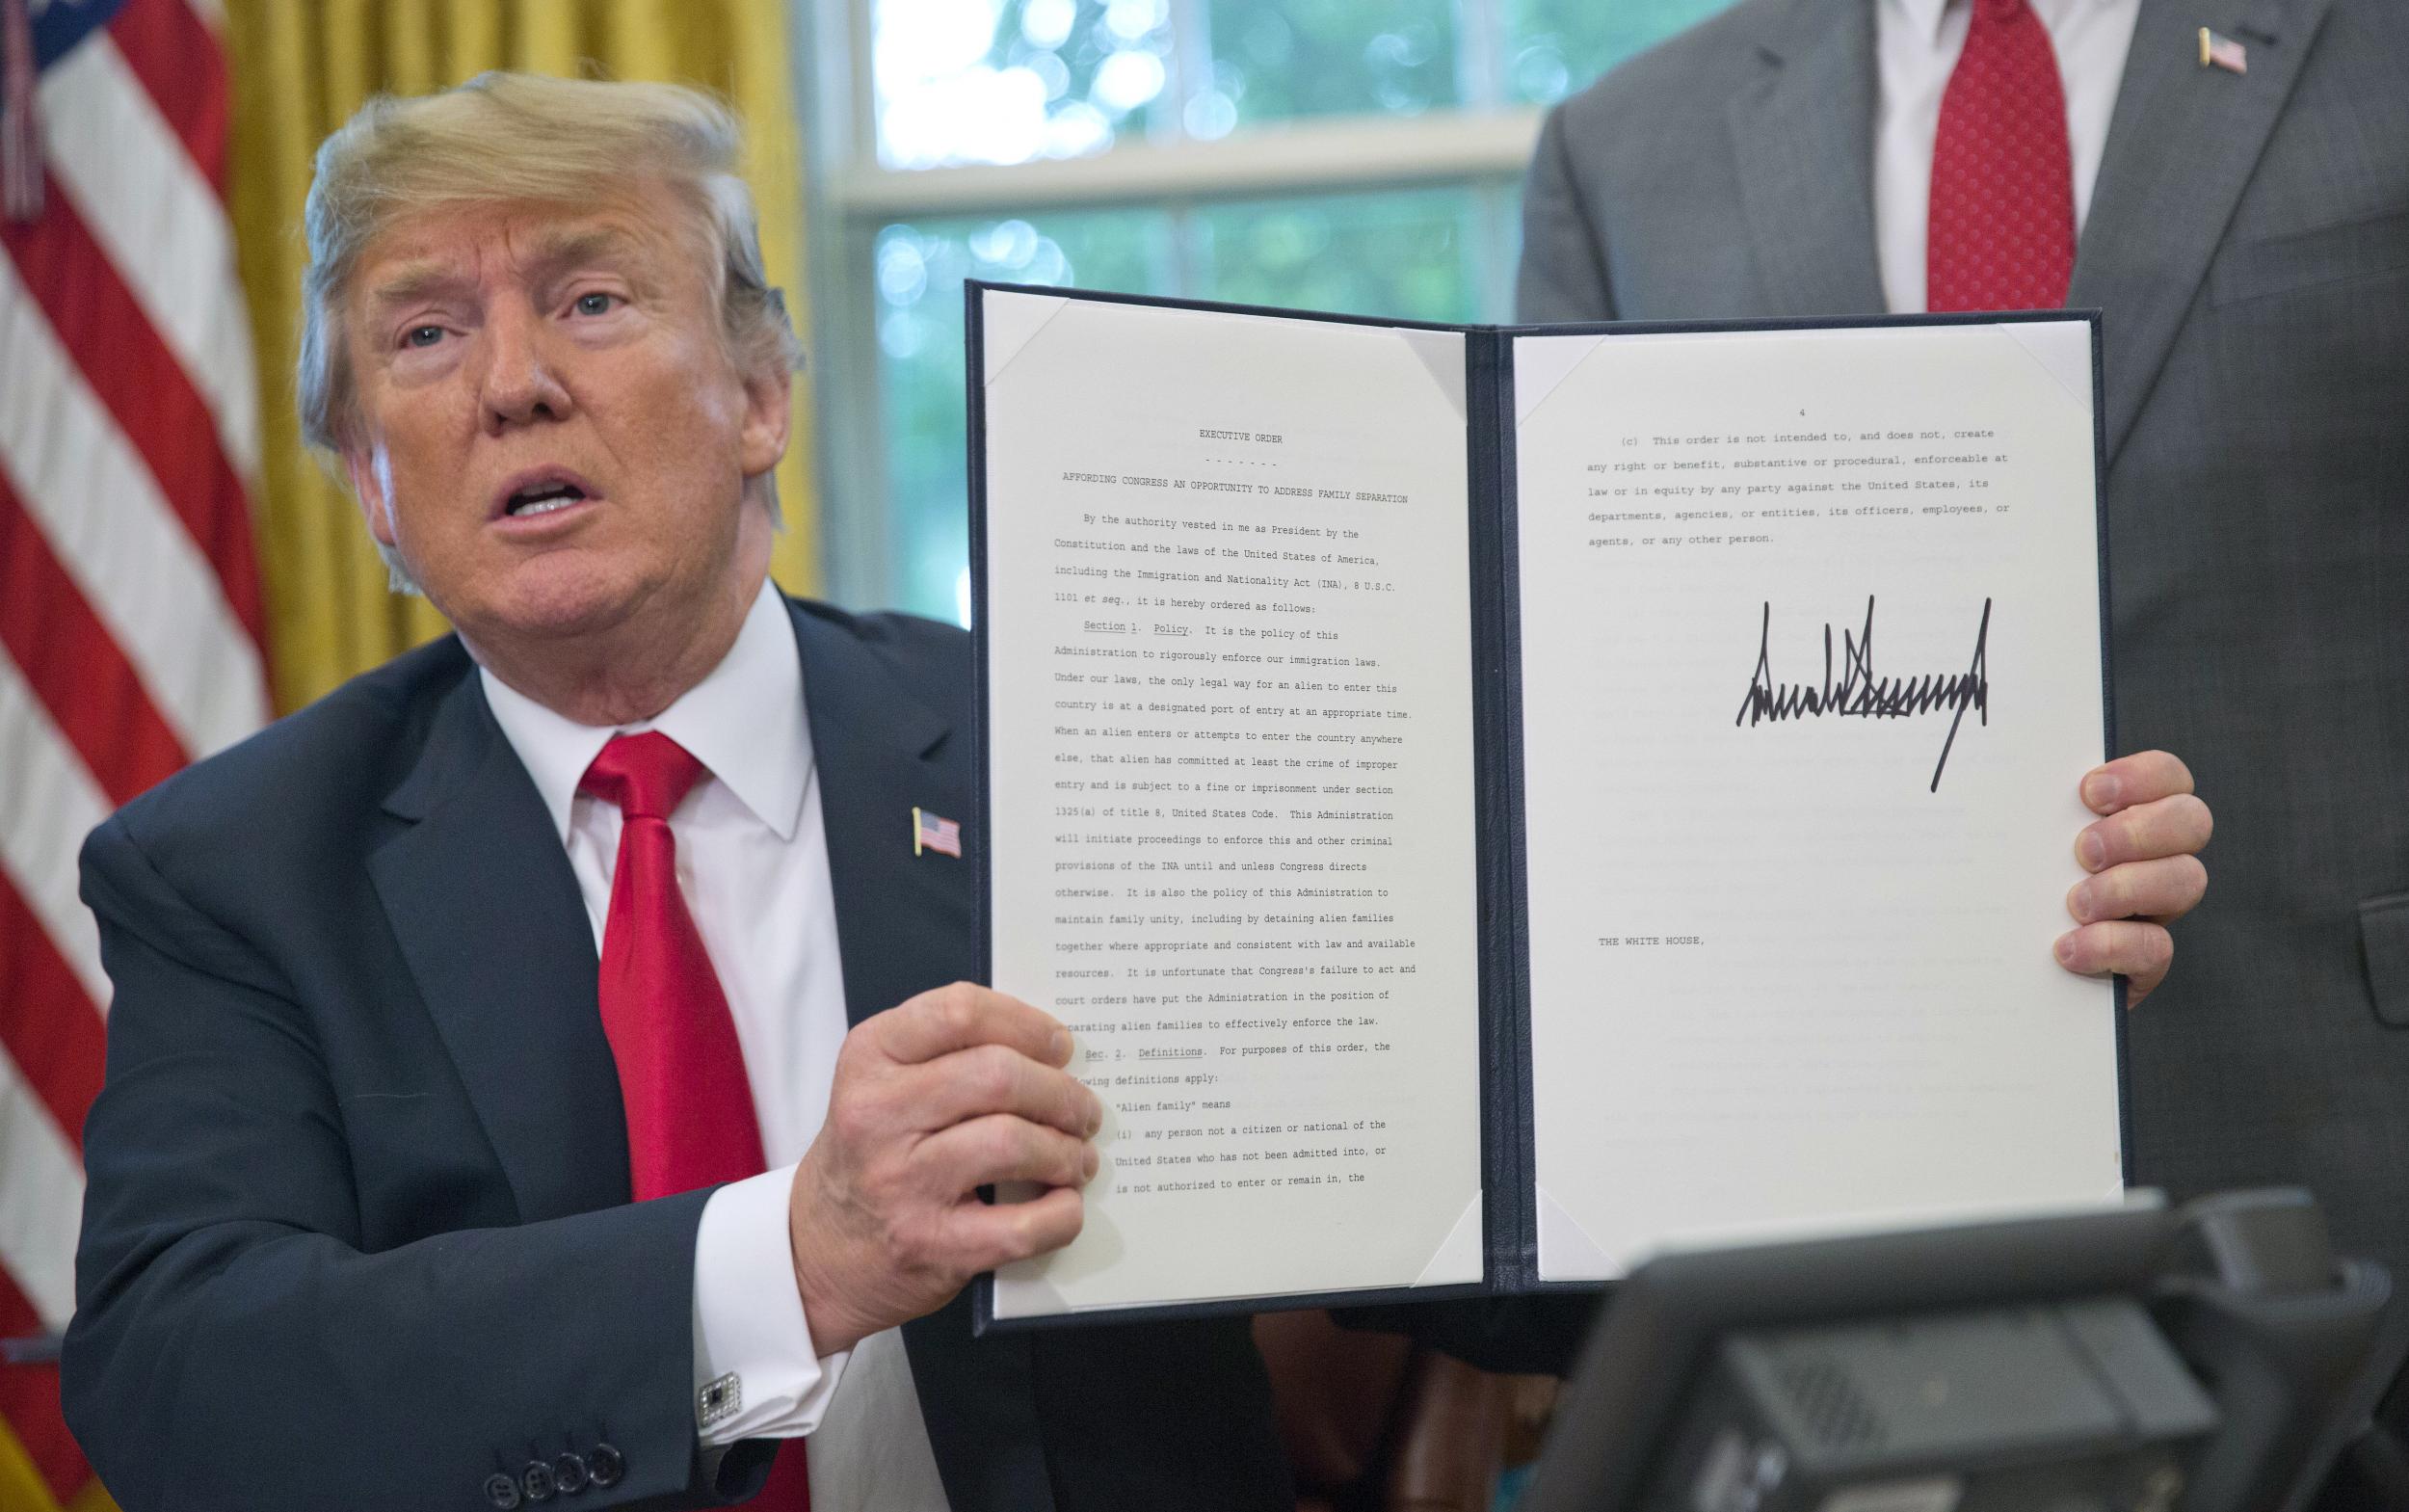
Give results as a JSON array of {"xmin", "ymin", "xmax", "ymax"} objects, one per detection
[
  {"xmin": 913, "ymin": 807, "xmax": 963, "ymax": 859},
  {"xmin": 2198, "ymin": 27, "xmax": 2247, "ymax": 73}
]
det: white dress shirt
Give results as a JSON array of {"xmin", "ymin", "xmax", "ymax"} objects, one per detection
[
  {"xmin": 1875, "ymin": 0, "xmax": 2142, "ymax": 312},
  {"xmin": 481, "ymin": 580, "xmax": 952, "ymax": 1511}
]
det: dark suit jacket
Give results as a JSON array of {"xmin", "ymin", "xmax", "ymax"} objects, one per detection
[
  {"xmin": 63, "ymin": 597, "xmax": 1290, "ymax": 1512},
  {"xmin": 1516, "ymin": 0, "xmax": 2409, "ymax": 1268}
]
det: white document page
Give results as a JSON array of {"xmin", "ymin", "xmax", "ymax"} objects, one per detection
[
  {"xmin": 1513, "ymin": 321, "xmax": 2120, "ymax": 1280},
  {"xmin": 982, "ymin": 291, "xmax": 1484, "ymax": 1318}
]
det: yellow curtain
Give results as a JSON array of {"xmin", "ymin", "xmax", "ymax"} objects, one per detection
[{"xmin": 222, "ymin": 0, "xmax": 819, "ymax": 713}]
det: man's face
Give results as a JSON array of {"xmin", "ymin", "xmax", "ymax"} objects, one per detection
[{"xmin": 341, "ymin": 181, "xmax": 787, "ymax": 658}]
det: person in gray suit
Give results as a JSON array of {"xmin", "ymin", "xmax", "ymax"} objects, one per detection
[{"xmin": 1516, "ymin": 0, "xmax": 2409, "ymax": 1272}]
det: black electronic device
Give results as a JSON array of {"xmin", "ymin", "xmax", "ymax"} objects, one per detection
[
  {"xmin": 1522, "ymin": 1190, "xmax": 2390, "ymax": 1512},
  {"xmin": 2300, "ymin": 1286, "xmax": 2409, "ymax": 1511}
]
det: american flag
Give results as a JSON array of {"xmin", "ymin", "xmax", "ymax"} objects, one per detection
[
  {"xmin": 915, "ymin": 807, "xmax": 963, "ymax": 859},
  {"xmin": 0, "ymin": 0, "xmax": 267, "ymax": 1505},
  {"xmin": 2199, "ymin": 26, "xmax": 2248, "ymax": 74}
]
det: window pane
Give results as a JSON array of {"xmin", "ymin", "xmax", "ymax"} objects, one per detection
[
  {"xmin": 1195, "ymin": 0, "xmax": 1461, "ymax": 137},
  {"xmin": 874, "ymin": 0, "xmax": 1174, "ymax": 168},
  {"xmin": 1194, "ymin": 185, "xmax": 1483, "ymax": 324},
  {"xmin": 874, "ymin": 212, "xmax": 1178, "ymax": 619},
  {"xmin": 1505, "ymin": 0, "xmax": 1739, "ymax": 105}
]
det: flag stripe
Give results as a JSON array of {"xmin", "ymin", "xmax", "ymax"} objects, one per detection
[
  {"xmin": 0, "ymin": 1264, "xmax": 86, "ymax": 1503},
  {"xmin": 0, "ymin": 250, "xmax": 268, "ymax": 760},
  {"xmin": 2, "ymin": 172, "xmax": 266, "ymax": 649},
  {"xmin": 103, "ymin": 0, "xmax": 229, "ymax": 195},
  {"xmin": 0, "ymin": 656, "xmax": 115, "ymax": 1010},
  {"xmin": 37, "ymin": 33, "xmax": 257, "ymax": 478},
  {"xmin": 0, "ymin": 1048, "xmax": 85, "ymax": 1329},
  {"xmin": 0, "ymin": 871, "xmax": 107, "ymax": 1156},
  {"xmin": 0, "ymin": 475, "xmax": 189, "ymax": 806},
  {"xmin": 3, "ymin": 9, "xmax": 253, "ymax": 1498}
]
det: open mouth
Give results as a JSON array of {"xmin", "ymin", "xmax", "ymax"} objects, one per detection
[
  {"xmin": 506, "ymin": 482, "xmax": 587, "ymax": 517},
  {"xmin": 494, "ymin": 470, "xmax": 597, "ymax": 520}
]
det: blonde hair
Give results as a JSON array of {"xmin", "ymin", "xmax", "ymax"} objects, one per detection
[{"xmin": 297, "ymin": 72, "xmax": 801, "ymax": 521}]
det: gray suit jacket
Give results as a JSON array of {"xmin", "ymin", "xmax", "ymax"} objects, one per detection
[{"xmin": 1517, "ymin": 0, "xmax": 2409, "ymax": 1269}]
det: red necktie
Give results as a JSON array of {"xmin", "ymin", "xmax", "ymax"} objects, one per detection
[
  {"xmin": 1926, "ymin": 0, "xmax": 2076, "ymax": 311},
  {"xmin": 580, "ymin": 732, "xmax": 809, "ymax": 1509}
]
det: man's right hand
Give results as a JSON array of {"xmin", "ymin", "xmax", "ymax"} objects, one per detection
[{"xmin": 786, "ymin": 982, "xmax": 1101, "ymax": 1355}]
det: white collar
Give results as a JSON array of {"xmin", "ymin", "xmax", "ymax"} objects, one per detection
[
  {"xmin": 480, "ymin": 578, "xmax": 810, "ymax": 843},
  {"xmin": 1898, "ymin": 0, "xmax": 1948, "ymax": 44},
  {"xmin": 1891, "ymin": 0, "xmax": 2105, "ymax": 47}
]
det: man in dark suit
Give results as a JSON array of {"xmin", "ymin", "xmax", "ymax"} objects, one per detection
[
  {"xmin": 63, "ymin": 68, "xmax": 2210, "ymax": 1512},
  {"xmin": 1517, "ymin": 0, "xmax": 2409, "ymax": 1271}
]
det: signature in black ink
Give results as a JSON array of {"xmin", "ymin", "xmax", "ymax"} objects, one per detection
[{"xmin": 1734, "ymin": 597, "xmax": 1992, "ymax": 792}]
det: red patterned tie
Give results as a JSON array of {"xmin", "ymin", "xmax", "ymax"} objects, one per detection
[
  {"xmin": 580, "ymin": 732, "xmax": 809, "ymax": 1509},
  {"xmin": 1926, "ymin": 0, "xmax": 2076, "ymax": 311}
]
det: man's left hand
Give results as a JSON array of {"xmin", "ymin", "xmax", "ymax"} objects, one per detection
[{"xmin": 2056, "ymin": 751, "xmax": 2211, "ymax": 1007}]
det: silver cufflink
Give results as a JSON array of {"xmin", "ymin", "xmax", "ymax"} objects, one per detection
[{"xmin": 699, "ymin": 1370, "xmax": 742, "ymax": 1429}]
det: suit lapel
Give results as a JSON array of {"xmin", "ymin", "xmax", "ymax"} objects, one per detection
[
  {"xmin": 788, "ymin": 604, "xmax": 976, "ymax": 1026},
  {"xmin": 2071, "ymin": 0, "xmax": 2334, "ymax": 459},
  {"xmin": 368, "ymin": 668, "xmax": 630, "ymax": 1223},
  {"xmin": 1728, "ymin": 0, "xmax": 1889, "ymax": 318}
]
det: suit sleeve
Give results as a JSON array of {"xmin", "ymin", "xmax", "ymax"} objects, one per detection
[
  {"xmin": 64, "ymin": 814, "xmax": 774, "ymax": 1512},
  {"xmin": 1515, "ymin": 103, "xmax": 1620, "ymax": 325}
]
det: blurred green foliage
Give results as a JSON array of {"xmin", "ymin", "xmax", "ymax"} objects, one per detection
[
  {"xmin": 1205, "ymin": 0, "xmax": 1459, "ymax": 125},
  {"xmin": 1504, "ymin": 0, "xmax": 1737, "ymax": 103},
  {"xmin": 1196, "ymin": 188, "xmax": 1482, "ymax": 321}
]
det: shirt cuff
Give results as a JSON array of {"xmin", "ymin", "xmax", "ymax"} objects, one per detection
[{"xmin": 692, "ymin": 1163, "xmax": 851, "ymax": 1446}]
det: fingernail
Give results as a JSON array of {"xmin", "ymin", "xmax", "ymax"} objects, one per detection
[
  {"xmin": 2069, "ymin": 882, "xmax": 2095, "ymax": 920},
  {"xmin": 2054, "ymin": 933, "xmax": 2078, "ymax": 966},
  {"xmin": 1050, "ymin": 1029, "xmax": 1074, "ymax": 1064},
  {"xmin": 2078, "ymin": 831, "xmax": 2107, "ymax": 870},
  {"xmin": 1086, "ymin": 1101, "xmax": 1104, "ymax": 1137},
  {"xmin": 2084, "ymin": 773, "xmax": 2121, "ymax": 810},
  {"xmin": 1082, "ymin": 1145, "xmax": 1100, "ymax": 1180}
]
